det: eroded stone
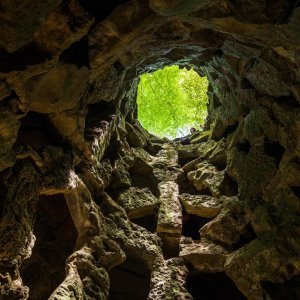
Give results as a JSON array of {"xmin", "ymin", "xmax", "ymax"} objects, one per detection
[
  {"xmin": 157, "ymin": 181, "xmax": 182, "ymax": 235},
  {"xmin": 116, "ymin": 187, "xmax": 159, "ymax": 219},
  {"xmin": 180, "ymin": 239, "xmax": 229, "ymax": 273},
  {"xmin": 149, "ymin": 257, "xmax": 192, "ymax": 300},
  {"xmin": 200, "ymin": 199, "xmax": 249, "ymax": 247},
  {"xmin": 179, "ymin": 193, "xmax": 222, "ymax": 218}
]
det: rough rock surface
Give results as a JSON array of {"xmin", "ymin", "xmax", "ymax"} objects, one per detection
[
  {"xmin": 148, "ymin": 258, "xmax": 192, "ymax": 300},
  {"xmin": 179, "ymin": 238, "xmax": 229, "ymax": 273},
  {"xmin": 0, "ymin": 0, "xmax": 300, "ymax": 299},
  {"xmin": 115, "ymin": 186, "xmax": 159, "ymax": 219},
  {"xmin": 179, "ymin": 193, "xmax": 222, "ymax": 218}
]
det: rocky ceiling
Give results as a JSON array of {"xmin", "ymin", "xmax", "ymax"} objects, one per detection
[{"xmin": 0, "ymin": 0, "xmax": 300, "ymax": 299}]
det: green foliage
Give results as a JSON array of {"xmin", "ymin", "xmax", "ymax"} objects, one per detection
[{"xmin": 137, "ymin": 65, "xmax": 208, "ymax": 139}]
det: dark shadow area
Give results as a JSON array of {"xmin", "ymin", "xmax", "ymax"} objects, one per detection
[
  {"xmin": 240, "ymin": 78, "xmax": 254, "ymax": 90},
  {"xmin": 178, "ymin": 174, "xmax": 209, "ymax": 196},
  {"xmin": 173, "ymin": 135, "xmax": 193, "ymax": 145},
  {"xmin": 264, "ymin": 142, "xmax": 285, "ymax": 166},
  {"xmin": 274, "ymin": 95, "xmax": 300, "ymax": 108},
  {"xmin": 233, "ymin": 224, "xmax": 257, "ymax": 250},
  {"xmin": 21, "ymin": 194, "xmax": 77, "ymax": 300},
  {"xmin": 178, "ymin": 156, "xmax": 196, "ymax": 168},
  {"xmin": 109, "ymin": 257, "xmax": 150, "ymax": 300},
  {"xmin": 131, "ymin": 214, "xmax": 157, "ymax": 233},
  {"xmin": 230, "ymin": 0, "xmax": 297, "ymax": 24},
  {"xmin": 85, "ymin": 101, "xmax": 116, "ymax": 132},
  {"xmin": 223, "ymin": 122, "xmax": 239, "ymax": 137},
  {"xmin": 182, "ymin": 210, "xmax": 212, "ymax": 240},
  {"xmin": 129, "ymin": 159, "xmax": 159, "ymax": 197},
  {"xmin": 0, "ymin": 43, "xmax": 48, "ymax": 73},
  {"xmin": 0, "ymin": 173, "xmax": 7, "ymax": 219},
  {"xmin": 102, "ymin": 134, "xmax": 122, "ymax": 164},
  {"xmin": 212, "ymin": 94, "xmax": 222, "ymax": 109},
  {"xmin": 187, "ymin": 271, "xmax": 246, "ymax": 300},
  {"xmin": 215, "ymin": 162, "xmax": 227, "ymax": 172},
  {"xmin": 198, "ymin": 188, "xmax": 214, "ymax": 196},
  {"xmin": 85, "ymin": 101, "xmax": 118, "ymax": 159},
  {"xmin": 146, "ymin": 141, "xmax": 164, "ymax": 156},
  {"xmin": 159, "ymin": 233, "xmax": 180, "ymax": 259},
  {"xmin": 178, "ymin": 181, "xmax": 201, "ymax": 195},
  {"xmin": 221, "ymin": 173, "xmax": 239, "ymax": 197},
  {"xmin": 16, "ymin": 112, "xmax": 64, "ymax": 151},
  {"xmin": 291, "ymin": 186, "xmax": 300, "ymax": 198},
  {"xmin": 276, "ymin": 0, "xmax": 300, "ymax": 24},
  {"xmin": 0, "ymin": 195, "xmax": 3, "ymax": 220},
  {"xmin": 236, "ymin": 140, "xmax": 251, "ymax": 154},
  {"xmin": 262, "ymin": 276, "xmax": 300, "ymax": 300},
  {"xmin": 210, "ymin": 158, "xmax": 227, "ymax": 172},
  {"xmin": 60, "ymin": 36, "xmax": 89, "ymax": 68},
  {"xmin": 77, "ymin": 0, "xmax": 130, "ymax": 22}
]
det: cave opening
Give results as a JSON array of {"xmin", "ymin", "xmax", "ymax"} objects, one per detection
[
  {"xmin": 131, "ymin": 214, "xmax": 158, "ymax": 233},
  {"xmin": 186, "ymin": 271, "xmax": 247, "ymax": 300},
  {"xmin": 261, "ymin": 276, "xmax": 300, "ymax": 300},
  {"xmin": 20, "ymin": 193, "xmax": 77, "ymax": 300},
  {"xmin": 182, "ymin": 209, "xmax": 212, "ymax": 240},
  {"xmin": 136, "ymin": 65, "xmax": 209, "ymax": 139},
  {"xmin": 108, "ymin": 257, "xmax": 151, "ymax": 300},
  {"xmin": 16, "ymin": 111, "xmax": 64, "ymax": 151}
]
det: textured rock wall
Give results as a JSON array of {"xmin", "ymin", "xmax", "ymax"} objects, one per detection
[{"xmin": 0, "ymin": 0, "xmax": 300, "ymax": 299}]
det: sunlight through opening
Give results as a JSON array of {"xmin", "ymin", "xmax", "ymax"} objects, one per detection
[{"xmin": 137, "ymin": 65, "xmax": 209, "ymax": 139}]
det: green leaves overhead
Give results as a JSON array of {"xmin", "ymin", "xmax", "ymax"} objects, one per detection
[{"xmin": 137, "ymin": 65, "xmax": 209, "ymax": 139}]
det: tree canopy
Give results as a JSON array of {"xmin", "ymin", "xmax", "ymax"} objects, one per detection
[{"xmin": 137, "ymin": 65, "xmax": 209, "ymax": 139}]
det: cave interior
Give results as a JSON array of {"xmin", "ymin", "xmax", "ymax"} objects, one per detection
[{"xmin": 0, "ymin": 0, "xmax": 300, "ymax": 299}]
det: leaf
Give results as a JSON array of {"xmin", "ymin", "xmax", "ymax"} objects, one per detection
[{"xmin": 137, "ymin": 65, "xmax": 208, "ymax": 138}]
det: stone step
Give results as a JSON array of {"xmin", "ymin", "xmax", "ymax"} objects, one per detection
[
  {"xmin": 157, "ymin": 181, "xmax": 182, "ymax": 235},
  {"xmin": 179, "ymin": 238, "xmax": 229, "ymax": 273},
  {"xmin": 179, "ymin": 193, "xmax": 222, "ymax": 218}
]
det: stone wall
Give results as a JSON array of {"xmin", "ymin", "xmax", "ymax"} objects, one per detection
[{"xmin": 0, "ymin": 0, "xmax": 300, "ymax": 299}]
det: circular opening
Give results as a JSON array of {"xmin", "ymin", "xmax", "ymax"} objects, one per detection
[{"xmin": 137, "ymin": 65, "xmax": 209, "ymax": 139}]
